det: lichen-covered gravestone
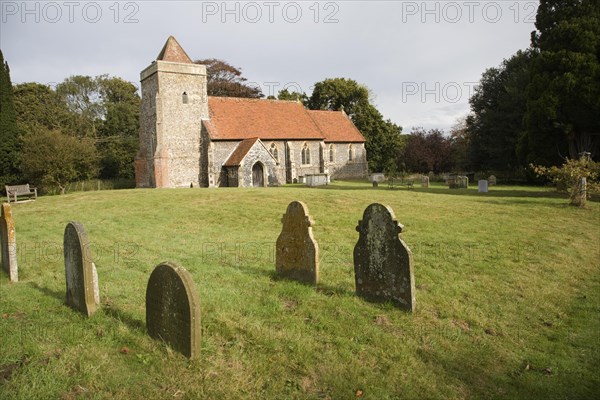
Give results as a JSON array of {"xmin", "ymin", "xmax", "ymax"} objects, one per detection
[
  {"xmin": 488, "ymin": 175, "xmax": 497, "ymax": 186},
  {"xmin": 354, "ymin": 203, "xmax": 415, "ymax": 311},
  {"xmin": 421, "ymin": 176, "xmax": 430, "ymax": 188},
  {"xmin": 146, "ymin": 261, "xmax": 201, "ymax": 359},
  {"xmin": 64, "ymin": 221, "xmax": 99, "ymax": 316},
  {"xmin": 275, "ymin": 201, "xmax": 319, "ymax": 285},
  {"xmin": 1, "ymin": 203, "xmax": 18, "ymax": 282}
]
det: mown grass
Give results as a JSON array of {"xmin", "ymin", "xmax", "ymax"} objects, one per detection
[{"xmin": 1, "ymin": 181, "xmax": 599, "ymax": 399}]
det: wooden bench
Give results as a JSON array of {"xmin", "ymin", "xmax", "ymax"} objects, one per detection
[
  {"xmin": 387, "ymin": 178, "xmax": 414, "ymax": 190},
  {"xmin": 5, "ymin": 184, "xmax": 37, "ymax": 203}
]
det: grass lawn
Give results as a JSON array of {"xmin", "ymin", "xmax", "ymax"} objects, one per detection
[{"xmin": 1, "ymin": 181, "xmax": 599, "ymax": 399}]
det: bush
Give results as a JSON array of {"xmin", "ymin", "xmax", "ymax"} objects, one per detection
[{"xmin": 531, "ymin": 157, "xmax": 600, "ymax": 207}]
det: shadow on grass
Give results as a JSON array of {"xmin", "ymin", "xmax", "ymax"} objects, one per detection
[
  {"xmin": 103, "ymin": 303, "xmax": 146, "ymax": 333},
  {"xmin": 29, "ymin": 282, "xmax": 65, "ymax": 303}
]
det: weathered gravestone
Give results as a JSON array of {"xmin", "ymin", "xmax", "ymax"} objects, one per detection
[
  {"xmin": 458, "ymin": 176, "xmax": 469, "ymax": 188},
  {"xmin": 488, "ymin": 175, "xmax": 497, "ymax": 186},
  {"xmin": 276, "ymin": 201, "xmax": 319, "ymax": 285},
  {"xmin": 64, "ymin": 221, "xmax": 99, "ymax": 316},
  {"xmin": 146, "ymin": 261, "xmax": 201, "ymax": 359},
  {"xmin": 421, "ymin": 176, "xmax": 430, "ymax": 188},
  {"xmin": 354, "ymin": 203, "xmax": 415, "ymax": 311},
  {"xmin": 1, "ymin": 203, "xmax": 18, "ymax": 282}
]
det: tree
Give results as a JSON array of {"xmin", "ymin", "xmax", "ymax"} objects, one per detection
[
  {"xmin": 449, "ymin": 116, "xmax": 470, "ymax": 171},
  {"xmin": 13, "ymin": 82, "xmax": 77, "ymax": 136},
  {"xmin": 96, "ymin": 76, "xmax": 140, "ymax": 179},
  {"xmin": 277, "ymin": 88, "xmax": 308, "ymax": 103},
  {"xmin": 308, "ymin": 78, "xmax": 402, "ymax": 172},
  {"xmin": 20, "ymin": 128, "xmax": 99, "ymax": 194},
  {"xmin": 401, "ymin": 128, "xmax": 453, "ymax": 173},
  {"xmin": 467, "ymin": 50, "xmax": 533, "ymax": 171},
  {"xmin": 522, "ymin": 0, "xmax": 600, "ymax": 165},
  {"xmin": 0, "ymin": 50, "xmax": 20, "ymax": 190},
  {"xmin": 56, "ymin": 75, "xmax": 103, "ymax": 137},
  {"xmin": 194, "ymin": 58, "xmax": 262, "ymax": 98}
]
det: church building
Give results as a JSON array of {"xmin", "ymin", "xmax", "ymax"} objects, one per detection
[{"xmin": 134, "ymin": 36, "xmax": 368, "ymax": 188}]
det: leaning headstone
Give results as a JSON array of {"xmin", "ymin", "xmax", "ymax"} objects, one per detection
[
  {"xmin": 64, "ymin": 221, "xmax": 99, "ymax": 316},
  {"xmin": 276, "ymin": 201, "xmax": 319, "ymax": 285},
  {"xmin": 146, "ymin": 261, "xmax": 201, "ymax": 359},
  {"xmin": 478, "ymin": 180, "xmax": 489, "ymax": 193},
  {"xmin": 1, "ymin": 203, "xmax": 18, "ymax": 282},
  {"xmin": 421, "ymin": 176, "xmax": 429, "ymax": 188},
  {"xmin": 488, "ymin": 175, "xmax": 497, "ymax": 186},
  {"xmin": 354, "ymin": 203, "xmax": 415, "ymax": 311}
]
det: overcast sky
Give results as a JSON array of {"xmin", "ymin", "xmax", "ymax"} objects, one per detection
[{"xmin": 1, "ymin": 0, "xmax": 538, "ymax": 132}]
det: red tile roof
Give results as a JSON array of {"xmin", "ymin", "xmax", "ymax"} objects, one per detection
[
  {"xmin": 207, "ymin": 97, "xmax": 324, "ymax": 140},
  {"xmin": 206, "ymin": 97, "xmax": 365, "ymax": 143},
  {"xmin": 157, "ymin": 36, "xmax": 193, "ymax": 64},
  {"xmin": 223, "ymin": 138, "xmax": 260, "ymax": 167},
  {"xmin": 308, "ymin": 110, "xmax": 366, "ymax": 143}
]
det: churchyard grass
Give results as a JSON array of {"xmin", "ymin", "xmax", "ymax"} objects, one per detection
[{"xmin": 1, "ymin": 181, "xmax": 598, "ymax": 399}]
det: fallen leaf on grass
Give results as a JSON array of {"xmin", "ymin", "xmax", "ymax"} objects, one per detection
[
  {"xmin": 120, "ymin": 347, "xmax": 130, "ymax": 354},
  {"xmin": 356, "ymin": 389, "xmax": 364, "ymax": 397}
]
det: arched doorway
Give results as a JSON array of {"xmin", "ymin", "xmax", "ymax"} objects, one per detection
[{"xmin": 252, "ymin": 162, "xmax": 264, "ymax": 187}]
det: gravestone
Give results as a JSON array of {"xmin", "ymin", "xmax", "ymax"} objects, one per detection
[
  {"xmin": 478, "ymin": 180, "xmax": 488, "ymax": 193},
  {"xmin": 146, "ymin": 261, "xmax": 201, "ymax": 359},
  {"xmin": 1, "ymin": 203, "xmax": 18, "ymax": 282},
  {"xmin": 64, "ymin": 221, "xmax": 99, "ymax": 316},
  {"xmin": 354, "ymin": 203, "xmax": 415, "ymax": 311},
  {"xmin": 458, "ymin": 176, "xmax": 469, "ymax": 188},
  {"xmin": 488, "ymin": 175, "xmax": 497, "ymax": 186},
  {"xmin": 276, "ymin": 201, "xmax": 319, "ymax": 285},
  {"xmin": 421, "ymin": 176, "xmax": 429, "ymax": 188}
]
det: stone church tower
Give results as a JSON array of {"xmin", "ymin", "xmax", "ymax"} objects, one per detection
[{"xmin": 134, "ymin": 36, "xmax": 208, "ymax": 188}]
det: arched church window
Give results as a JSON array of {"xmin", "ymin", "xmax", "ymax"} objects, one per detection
[
  {"xmin": 348, "ymin": 144, "xmax": 354, "ymax": 162},
  {"xmin": 301, "ymin": 143, "xmax": 311, "ymax": 165},
  {"xmin": 329, "ymin": 144, "xmax": 334, "ymax": 162},
  {"xmin": 182, "ymin": 92, "xmax": 189, "ymax": 104},
  {"xmin": 270, "ymin": 143, "xmax": 278, "ymax": 161}
]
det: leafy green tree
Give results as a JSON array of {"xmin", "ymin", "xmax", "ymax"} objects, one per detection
[
  {"xmin": 467, "ymin": 50, "xmax": 532, "ymax": 170},
  {"xmin": 56, "ymin": 75, "xmax": 103, "ymax": 137},
  {"xmin": 194, "ymin": 59, "xmax": 262, "ymax": 98},
  {"xmin": 97, "ymin": 76, "xmax": 140, "ymax": 179},
  {"xmin": 277, "ymin": 88, "xmax": 308, "ymax": 103},
  {"xmin": 13, "ymin": 82, "xmax": 76, "ymax": 135},
  {"xmin": 0, "ymin": 50, "xmax": 21, "ymax": 189},
  {"xmin": 20, "ymin": 128, "xmax": 99, "ymax": 194},
  {"xmin": 521, "ymin": 0, "xmax": 600, "ymax": 165},
  {"xmin": 308, "ymin": 78, "xmax": 402, "ymax": 172}
]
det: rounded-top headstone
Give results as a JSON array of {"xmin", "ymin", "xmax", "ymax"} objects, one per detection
[
  {"xmin": 354, "ymin": 203, "xmax": 415, "ymax": 311},
  {"xmin": 146, "ymin": 261, "xmax": 201, "ymax": 359},
  {"xmin": 64, "ymin": 221, "xmax": 98, "ymax": 316},
  {"xmin": 276, "ymin": 201, "xmax": 319, "ymax": 285}
]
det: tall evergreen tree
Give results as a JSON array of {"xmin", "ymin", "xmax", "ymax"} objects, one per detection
[
  {"xmin": 0, "ymin": 50, "xmax": 20, "ymax": 190},
  {"xmin": 522, "ymin": 0, "xmax": 600, "ymax": 164}
]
